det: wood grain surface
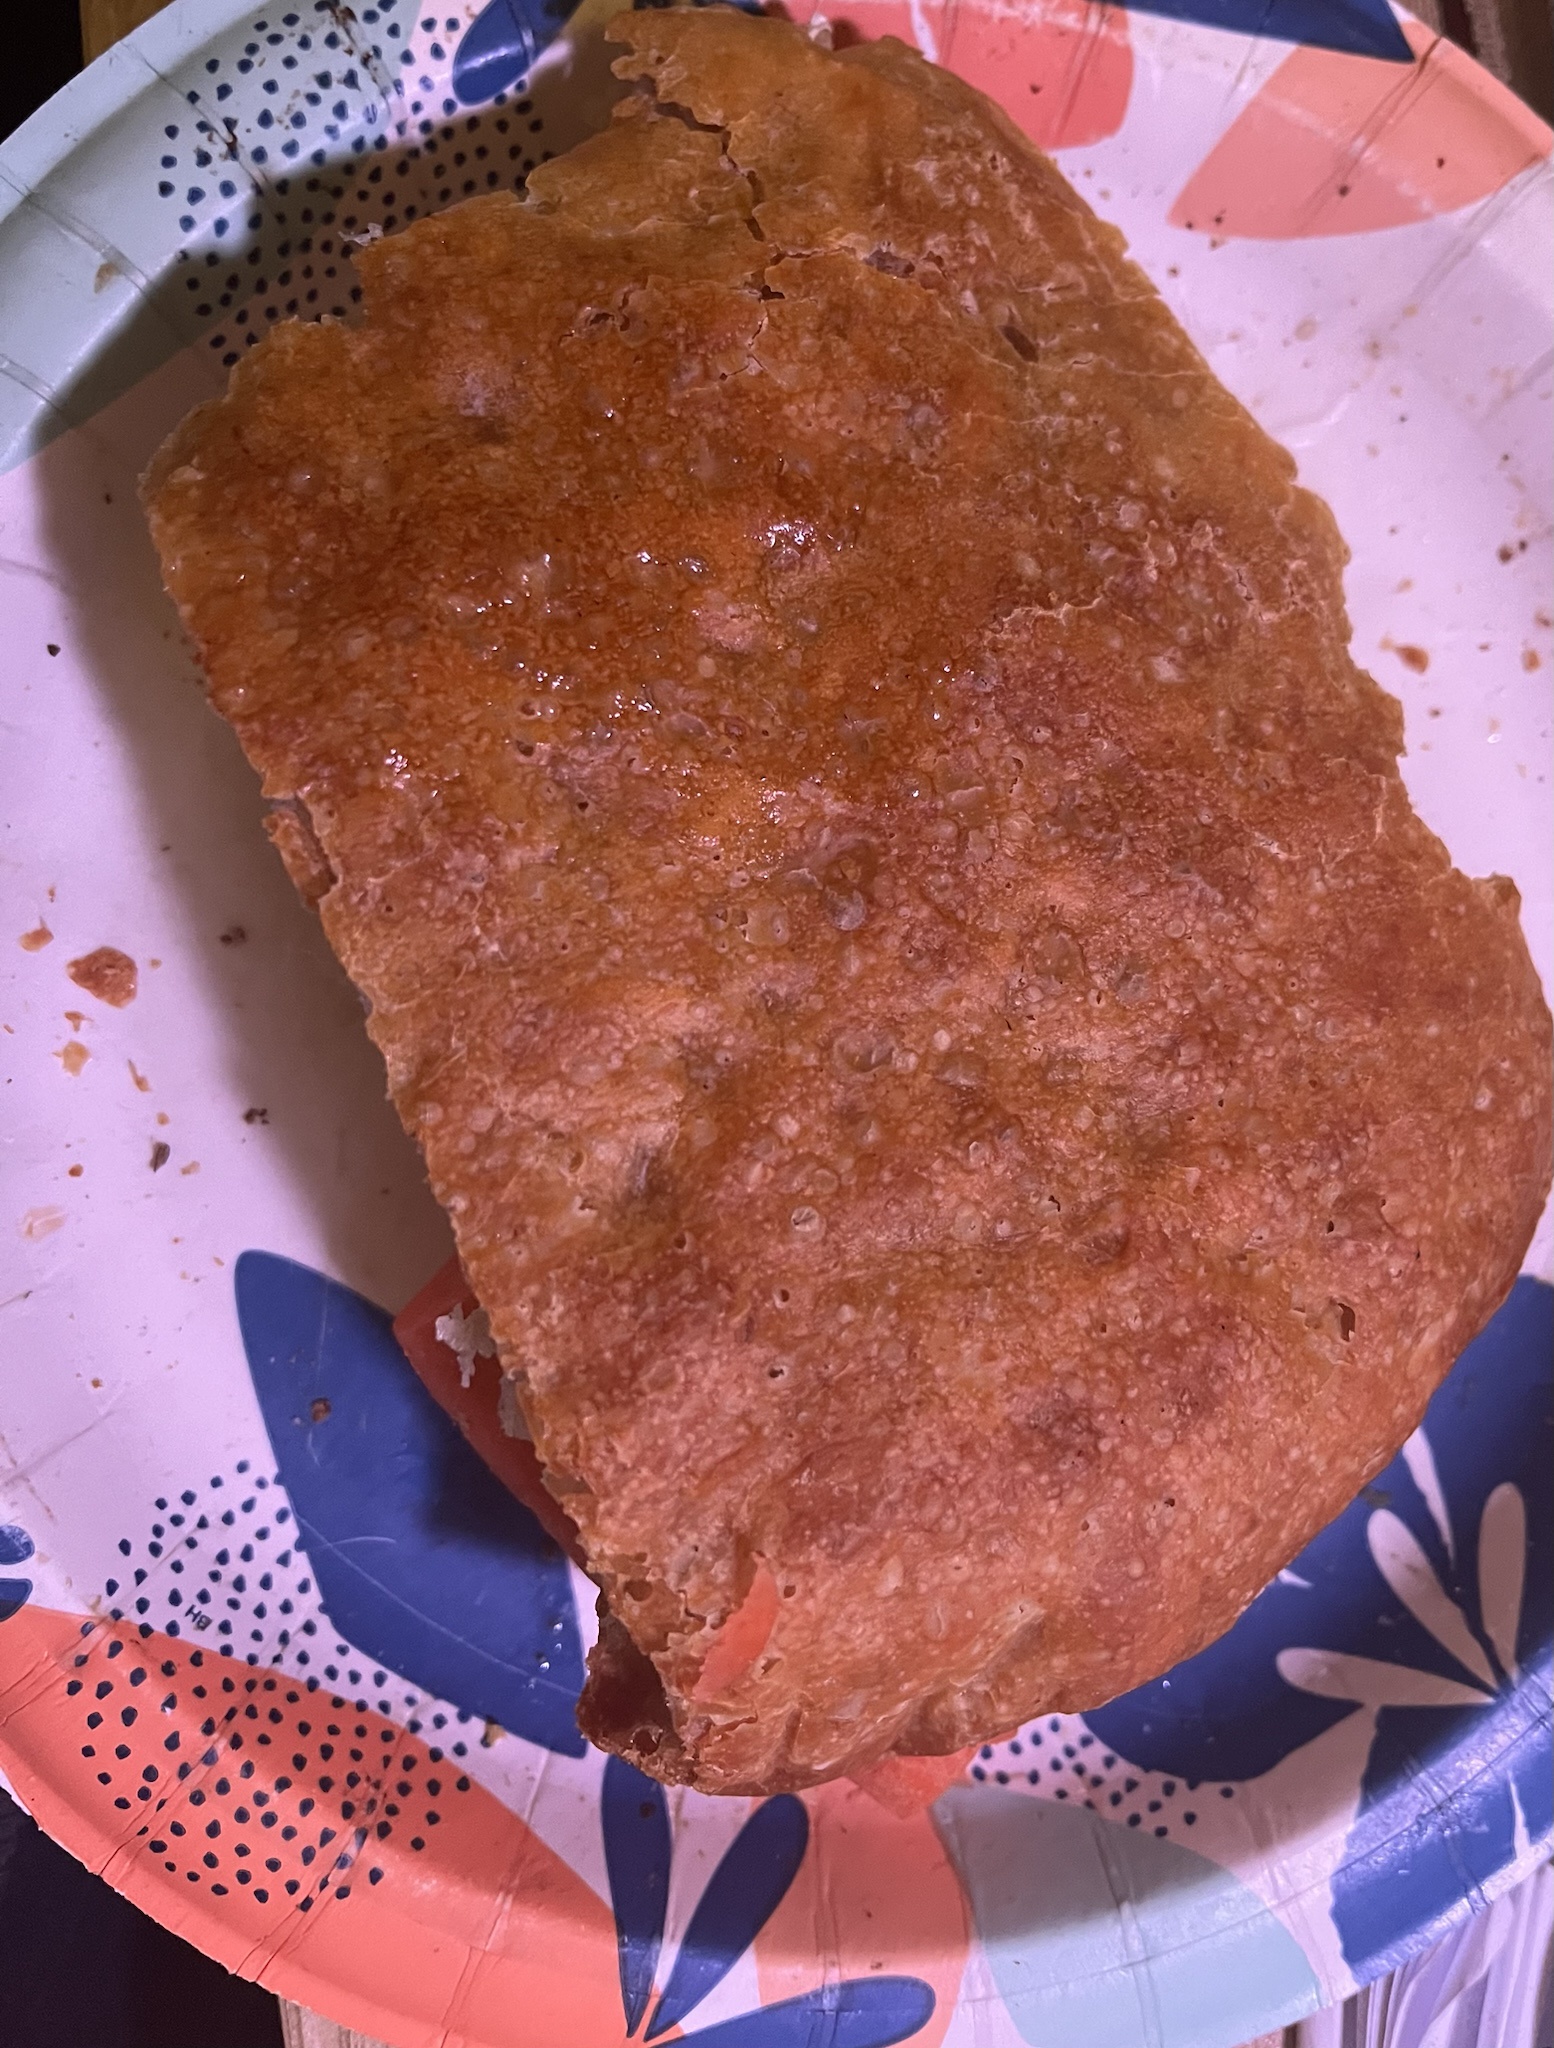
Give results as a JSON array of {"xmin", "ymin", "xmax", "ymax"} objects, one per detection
[{"xmin": 80, "ymin": 0, "xmax": 174, "ymax": 63}]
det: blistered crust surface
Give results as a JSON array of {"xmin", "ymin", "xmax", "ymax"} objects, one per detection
[{"xmin": 145, "ymin": 8, "xmax": 1551, "ymax": 1792}]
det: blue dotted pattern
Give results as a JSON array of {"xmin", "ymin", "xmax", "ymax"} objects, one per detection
[
  {"xmin": 63, "ymin": 1598, "xmax": 474, "ymax": 1907},
  {"xmin": 119, "ymin": 0, "xmax": 1417, "ymax": 416},
  {"xmin": 137, "ymin": 1, "xmax": 561, "ymax": 372},
  {"xmin": 108, "ymin": 1463, "xmax": 485, "ymax": 1767},
  {"xmin": 968, "ymin": 1715, "xmax": 1237, "ymax": 1841}
]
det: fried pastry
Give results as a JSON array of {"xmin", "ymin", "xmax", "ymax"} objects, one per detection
[{"xmin": 144, "ymin": 7, "xmax": 1552, "ymax": 1793}]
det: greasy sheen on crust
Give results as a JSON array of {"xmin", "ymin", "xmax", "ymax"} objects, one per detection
[{"xmin": 144, "ymin": 8, "xmax": 1552, "ymax": 1793}]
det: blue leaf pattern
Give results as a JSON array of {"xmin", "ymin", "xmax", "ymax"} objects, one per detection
[
  {"xmin": 452, "ymin": 0, "xmax": 574, "ymax": 105},
  {"xmin": 1116, "ymin": 0, "xmax": 1412, "ymax": 63},
  {"xmin": 218, "ymin": 1252, "xmax": 1543, "ymax": 2023},
  {"xmin": 1325, "ymin": 1280, "xmax": 1553, "ymax": 1975},
  {"xmin": 602, "ymin": 1756, "xmax": 673, "ymax": 2035},
  {"xmin": 0, "ymin": 1523, "xmax": 34, "ymax": 1623},
  {"xmin": 1082, "ymin": 1278, "xmax": 1552, "ymax": 1982},
  {"xmin": 450, "ymin": 0, "xmax": 1411, "ymax": 121},
  {"xmin": 453, "ymin": 0, "xmax": 767, "ymax": 105},
  {"xmin": 646, "ymin": 1795, "xmax": 810, "ymax": 2039},
  {"xmin": 234, "ymin": 1252, "xmax": 586, "ymax": 1754},
  {"xmin": 676, "ymin": 1979, "xmax": 937, "ymax": 2048},
  {"xmin": 597, "ymin": 1754, "xmax": 932, "ymax": 2045}
]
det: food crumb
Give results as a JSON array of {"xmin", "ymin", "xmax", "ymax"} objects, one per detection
[
  {"xmin": 219, "ymin": 925, "xmax": 247, "ymax": 947},
  {"xmin": 1393, "ymin": 644, "xmax": 1429, "ymax": 674},
  {"xmin": 128, "ymin": 1060, "xmax": 152, "ymax": 1093},
  {"xmin": 55, "ymin": 1041, "xmax": 90, "ymax": 1076},
  {"xmin": 64, "ymin": 1011, "xmax": 86, "ymax": 1030},
  {"xmin": 243, "ymin": 1106, "xmax": 270, "ymax": 1125},
  {"xmin": 310, "ymin": 1397, "xmax": 332, "ymax": 1422},
  {"xmin": 18, "ymin": 924, "xmax": 52, "ymax": 952},
  {"xmin": 150, "ymin": 1141, "xmax": 171, "ymax": 1172},
  {"xmin": 156, "ymin": 1111, "xmax": 170, "ymax": 1127},
  {"xmin": 180, "ymin": 1160, "xmax": 200, "ymax": 1176},
  {"xmin": 67, "ymin": 946, "xmax": 137, "ymax": 1008},
  {"xmin": 481, "ymin": 1720, "xmax": 504, "ymax": 1747},
  {"xmin": 20, "ymin": 1206, "xmax": 66, "ymax": 1240},
  {"xmin": 1523, "ymin": 648, "xmax": 1541, "ymax": 671},
  {"xmin": 68, "ymin": 1164, "xmax": 83, "ymax": 1179},
  {"xmin": 46, "ymin": 644, "xmax": 60, "ymax": 658},
  {"xmin": 91, "ymin": 1377, "xmax": 102, "ymax": 1388}
]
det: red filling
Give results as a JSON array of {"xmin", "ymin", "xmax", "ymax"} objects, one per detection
[
  {"xmin": 395, "ymin": 1258, "xmax": 985, "ymax": 1807},
  {"xmin": 393, "ymin": 1255, "xmax": 586, "ymax": 1566}
]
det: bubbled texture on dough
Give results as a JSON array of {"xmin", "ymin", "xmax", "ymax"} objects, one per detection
[{"xmin": 144, "ymin": 8, "xmax": 1552, "ymax": 1793}]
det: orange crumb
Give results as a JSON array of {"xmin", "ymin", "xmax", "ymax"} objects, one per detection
[
  {"xmin": 693, "ymin": 1565, "xmax": 781, "ymax": 1700},
  {"xmin": 66, "ymin": 946, "xmax": 138, "ymax": 1008}
]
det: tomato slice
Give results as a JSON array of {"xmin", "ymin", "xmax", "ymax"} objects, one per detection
[
  {"xmin": 397, "ymin": 1263, "xmax": 997, "ymax": 1797},
  {"xmin": 848, "ymin": 1748, "xmax": 980, "ymax": 1816},
  {"xmin": 692, "ymin": 1563, "xmax": 780, "ymax": 1700},
  {"xmin": 393, "ymin": 1255, "xmax": 586, "ymax": 1567}
]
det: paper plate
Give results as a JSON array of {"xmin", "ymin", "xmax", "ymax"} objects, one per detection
[{"xmin": 0, "ymin": 2, "xmax": 1549, "ymax": 2043}]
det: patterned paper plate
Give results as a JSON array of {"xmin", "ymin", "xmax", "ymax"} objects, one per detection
[{"xmin": 0, "ymin": 2, "xmax": 1549, "ymax": 2044}]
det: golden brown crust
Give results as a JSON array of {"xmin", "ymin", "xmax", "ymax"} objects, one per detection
[{"xmin": 144, "ymin": 8, "xmax": 1552, "ymax": 1793}]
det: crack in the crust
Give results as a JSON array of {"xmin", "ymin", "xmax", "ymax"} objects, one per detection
[
  {"xmin": 567, "ymin": 91, "xmax": 1059, "ymax": 408},
  {"xmin": 630, "ymin": 78, "xmax": 777, "ymax": 280},
  {"xmin": 861, "ymin": 242, "xmax": 1046, "ymax": 366},
  {"xmin": 633, "ymin": 77, "xmax": 1005, "ymax": 345},
  {"xmin": 626, "ymin": 55, "xmax": 1160, "ymax": 391},
  {"xmin": 641, "ymin": 90, "xmax": 727, "ymax": 136}
]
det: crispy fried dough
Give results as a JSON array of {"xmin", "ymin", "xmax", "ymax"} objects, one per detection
[{"xmin": 144, "ymin": 8, "xmax": 1552, "ymax": 1793}]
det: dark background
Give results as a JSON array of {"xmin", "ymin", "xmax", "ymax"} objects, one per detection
[
  {"xmin": 1, "ymin": 2, "xmax": 84, "ymax": 148},
  {"xmin": 0, "ymin": 1788, "xmax": 283, "ymax": 2046}
]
